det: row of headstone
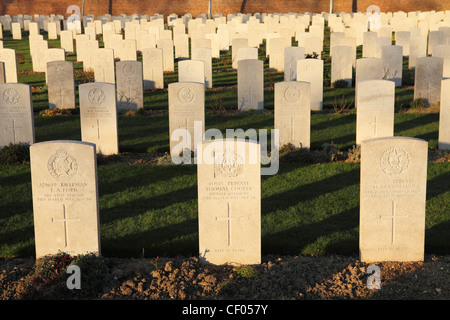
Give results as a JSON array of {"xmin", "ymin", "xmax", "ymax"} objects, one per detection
[
  {"xmin": 2, "ymin": 75, "xmax": 450, "ymax": 153},
  {"xmin": 28, "ymin": 134, "xmax": 429, "ymax": 265}
]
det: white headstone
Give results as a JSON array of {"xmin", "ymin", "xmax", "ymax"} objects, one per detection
[
  {"xmin": 284, "ymin": 46, "xmax": 305, "ymax": 81},
  {"xmin": 191, "ymin": 47, "xmax": 213, "ymax": 88},
  {"xmin": 331, "ymin": 46, "xmax": 353, "ymax": 87},
  {"xmin": 30, "ymin": 141, "xmax": 101, "ymax": 259},
  {"xmin": 360, "ymin": 137, "xmax": 428, "ymax": 262},
  {"xmin": 0, "ymin": 48, "xmax": 18, "ymax": 83},
  {"xmin": 142, "ymin": 48, "xmax": 164, "ymax": 89},
  {"xmin": 414, "ymin": 56, "xmax": 444, "ymax": 106},
  {"xmin": 356, "ymin": 80, "xmax": 395, "ymax": 145},
  {"xmin": 237, "ymin": 59, "xmax": 264, "ymax": 111},
  {"xmin": 79, "ymin": 83, "xmax": 119, "ymax": 155},
  {"xmin": 116, "ymin": 61, "xmax": 144, "ymax": 110},
  {"xmin": 274, "ymin": 81, "xmax": 311, "ymax": 148},
  {"xmin": 439, "ymin": 79, "xmax": 450, "ymax": 150},
  {"xmin": 197, "ymin": 139, "xmax": 261, "ymax": 265},
  {"xmin": 47, "ymin": 61, "xmax": 76, "ymax": 109},
  {"xmin": 0, "ymin": 83, "xmax": 34, "ymax": 147},
  {"xmin": 168, "ymin": 82, "xmax": 205, "ymax": 155},
  {"xmin": 296, "ymin": 58, "xmax": 323, "ymax": 111},
  {"xmin": 178, "ymin": 60, "xmax": 205, "ymax": 84}
]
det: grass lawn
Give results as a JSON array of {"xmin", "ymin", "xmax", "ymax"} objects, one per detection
[
  {"xmin": 1, "ymin": 161, "xmax": 449, "ymax": 258},
  {"xmin": 0, "ymin": 26, "xmax": 448, "ymax": 259}
]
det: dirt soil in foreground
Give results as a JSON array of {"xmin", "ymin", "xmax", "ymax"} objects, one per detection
[{"xmin": 1, "ymin": 254, "xmax": 449, "ymax": 301}]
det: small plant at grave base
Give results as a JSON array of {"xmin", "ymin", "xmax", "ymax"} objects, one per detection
[
  {"xmin": 211, "ymin": 93, "xmax": 235, "ymax": 115},
  {"xmin": 345, "ymin": 145, "xmax": 361, "ymax": 163},
  {"xmin": 234, "ymin": 265, "xmax": 259, "ymax": 279},
  {"xmin": 67, "ymin": 253, "xmax": 111, "ymax": 298},
  {"xmin": 75, "ymin": 70, "xmax": 95, "ymax": 84},
  {"xmin": 0, "ymin": 142, "xmax": 30, "ymax": 165},
  {"xmin": 31, "ymin": 86, "xmax": 45, "ymax": 93},
  {"xmin": 39, "ymin": 108, "xmax": 72, "ymax": 117},
  {"xmin": 279, "ymin": 143, "xmax": 322, "ymax": 164},
  {"xmin": 150, "ymin": 256, "xmax": 160, "ymax": 270},
  {"xmin": 395, "ymin": 96, "xmax": 405, "ymax": 113},
  {"xmin": 266, "ymin": 72, "xmax": 275, "ymax": 90},
  {"xmin": 305, "ymin": 52, "xmax": 319, "ymax": 59},
  {"xmin": 156, "ymin": 153, "xmax": 175, "ymax": 165},
  {"xmin": 16, "ymin": 52, "xmax": 25, "ymax": 64},
  {"xmin": 428, "ymin": 149, "xmax": 450, "ymax": 163},
  {"xmin": 121, "ymin": 108, "xmax": 149, "ymax": 116},
  {"xmin": 16, "ymin": 252, "xmax": 74, "ymax": 299},
  {"xmin": 315, "ymin": 142, "xmax": 346, "ymax": 162},
  {"xmin": 96, "ymin": 153, "xmax": 121, "ymax": 165},
  {"xmin": 332, "ymin": 79, "xmax": 349, "ymax": 88},
  {"xmin": 410, "ymin": 98, "xmax": 430, "ymax": 110},
  {"xmin": 333, "ymin": 95, "xmax": 354, "ymax": 114}
]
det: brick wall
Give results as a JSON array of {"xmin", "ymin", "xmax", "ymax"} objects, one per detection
[{"xmin": 0, "ymin": 0, "xmax": 449, "ymax": 19}]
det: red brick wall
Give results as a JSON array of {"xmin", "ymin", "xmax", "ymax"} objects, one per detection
[{"xmin": 0, "ymin": 0, "xmax": 449, "ymax": 19}]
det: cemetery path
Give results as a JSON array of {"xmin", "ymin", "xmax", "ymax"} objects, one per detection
[{"xmin": 1, "ymin": 254, "xmax": 449, "ymax": 300}]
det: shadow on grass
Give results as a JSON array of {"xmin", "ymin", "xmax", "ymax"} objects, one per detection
[
  {"xmin": 395, "ymin": 113, "xmax": 439, "ymax": 133},
  {"xmin": 261, "ymin": 166, "xmax": 360, "ymax": 216},
  {"xmin": 262, "ymin": 207, "xmax": 359, "ymax": 256}
]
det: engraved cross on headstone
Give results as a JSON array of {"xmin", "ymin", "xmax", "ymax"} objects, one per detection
[
  {"xmin": 5, "ymin": 119, "xmax": 23, "ymax": 144},
  {"xmin": 178, "ymin": 118, "xmax": 195, "ymax": 149},
  {"xmin": 368, "ymin": 115, "xmax": 378, "ymax": 137},
  {"xmin": 51, "ymin": 204, "xmax": 80, "ymax": 248},
  {"xmin": 247, "ymin": 83, "xmax": 254, "ymax": 106},
  {"xmin": 92, "ymin": 119, "xmax": 104, "ymax": 139},
  {"xmin": 58, "ymin": 85, "xmax": 65, "ymax": 107},
  {"xmin": 215, "ymin": 202, "xmax": 243, "ymax": 247},
  {"xmin": 283, "ymin": 117, "xmax": 300, "ymax": 143},
  {"xmin": 379, "ymin": 200, "xmax": 408, "ymax": 244}
]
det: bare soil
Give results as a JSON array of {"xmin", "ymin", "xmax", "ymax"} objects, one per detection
[{"xmin": 1, "ymin": 254, "xmax": 449, "ymax": 301}]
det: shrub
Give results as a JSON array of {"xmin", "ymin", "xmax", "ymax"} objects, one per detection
[
  {"xmin": 75, "ymin": 70, "xmax": 95, "ymax": 84},
  {"xmin": 16, "ymin": 52, "xmax": 25, "ymax": 64},
  {"xmin": 332, "ymin": 79, "xmax": 349, "ymax": 88},
  {"xmin": 305, "ymin": 52, "xmax": 319, "ymax": 59},
  {"xmin": 39, "ymin": 108, "xmax": 72, "ymax": 117},
  {"xmin": 0, "ymin": 142, "xmax": 30, "ymax": 165},
  {"xmin": 410, "ymin": 98, "xmax": 429, "ymax": 109},
  {"xmin": 16, "ymin": 252, "xmax": 74, "ymax": 299},
  {"xmin": 16, "ymin": 252, "xmax": 110, "ymax": 300}
]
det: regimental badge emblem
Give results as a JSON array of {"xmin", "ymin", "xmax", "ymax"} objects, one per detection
[
  {"xmin": 284, "ymin": 86, "xmax": 301, "ymax": 104},
  {"xmin": 214, "ymin": 149, "xmax": 244, "ymax": 178},
  {"xmin": 47, "ymin": 148, "xmax": 78, "ymax": 180},
  {"xmin": 380, "ymin": 147, "xmax": 410, "ymax": 175},
  {"xmin": 123, "ymin": 63, "xmax": 135, "ymax": 76},
  {"xmin": 2, "ymin": 88, "xmax": 21, "ymax": 105},
  {"xmin": 88, "ymin": 88, "xmax": 106, "ymax": 105},
  {"xmin": 178, "ymin": 87, "xmax": 195, "ymax": 104}
]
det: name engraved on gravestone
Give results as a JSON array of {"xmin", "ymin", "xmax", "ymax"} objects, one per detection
[{"xmin": 30, "ymin": 141, "xmax": 101, "ymax": 259}]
